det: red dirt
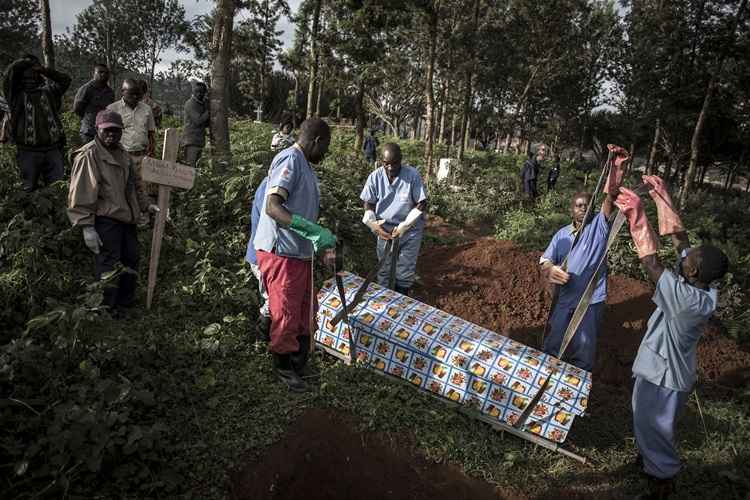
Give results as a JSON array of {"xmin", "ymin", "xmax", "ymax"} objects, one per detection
[
  {"xmin": 414, "ymin": 238, "xmax": 750, "ymax": 388},
  {"xmin": 228, "ymin": 408, "xmax": 524, "ymax": 500}
]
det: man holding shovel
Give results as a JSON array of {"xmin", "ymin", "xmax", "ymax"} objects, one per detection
[
  {"xmin": 253, "ymin": 118, "xmax": 336, "ymax": 392},
  {"xmin": 360, "ymin": 143, "xmax": 427, "ymax": 296}
]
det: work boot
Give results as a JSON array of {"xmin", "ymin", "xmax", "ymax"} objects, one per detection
[
  {"xmin": 255, "ymin": 315, "xmax": 271, "ymax": 342},
  {"xmin": 272, "ymin": 353, "xmax": 307, "ymax": 393},
  {"xmin": 632, "ymin": 475, "xmax": 674, "ymax": 500},
  {"xmin": 290, "ymin": 335, "xmax": 318, "ymax": 379}
]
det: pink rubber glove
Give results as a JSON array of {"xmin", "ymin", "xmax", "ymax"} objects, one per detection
[
  {"xmin": 615, "ymin": 187, "xmax": 659, "ymax": 258},
  {"xmin": 642, "ymin": 175, "xmax": 684, "ymax": 235},
  {"xmin": 603, "ymin": 144, "xmax": 630, "ymax": 194}
]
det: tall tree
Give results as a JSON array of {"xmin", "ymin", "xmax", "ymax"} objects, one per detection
[
  {"xmin": 131, "ymin": 0, "xmax": 189, "ymax": 89},
  {"xmin": 306, "ymin": 0, "xmax": 322, "ymax": 119},
  {"xmin": 0, "ymin": 0, "xmax": 39, "ymax": 68},
  {"xmin": 39, "ymin": 0, "xmax": 54, "ymax": 69},
  {"xmin": 422, "ymin": 1, "xmax": 440, "ymax": 180},
  {"xmin": 210, "ymin": 0, "xmax": 236, "ymax": 164},
  {"xmin": 245, "ymin": 0, "xmax": 291, "ymax": 110}
]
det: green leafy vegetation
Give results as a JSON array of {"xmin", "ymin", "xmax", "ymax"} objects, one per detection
[{"xmin": 1, "ymin": 122, "xmax": 748, "ymax": 498}]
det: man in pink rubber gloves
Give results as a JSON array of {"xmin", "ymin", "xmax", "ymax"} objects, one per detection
[{"xmin": 615, "ymin": 176, "xmax": 729, "ymax": 500}]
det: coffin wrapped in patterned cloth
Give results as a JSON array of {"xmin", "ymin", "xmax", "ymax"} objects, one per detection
[{"xmin": 315, "ymin": 272, "xmax": 592, "ymax": 444}]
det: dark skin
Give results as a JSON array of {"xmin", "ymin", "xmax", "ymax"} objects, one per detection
[
  {"xmin": 93, "ymin": 66, "xmax": 109, "ymax": 87},
  {"xmin": 363, "ymin": 145, "xmax": 427, "ymax": 240},
  {"xmin": 193, "ymin": 84, "xmax": 207, "ymax": 103},
  {"xmin": 121, "ymin": 81, "xmax": 156, "ymax": 156},
  {"xmin": 541, "ymin": 191, "xmax": 617, "ymax": 285},
  {"xmin": 97, "ymin": 126, "xmax": 122, "ymax": 150},
  {"xmin": 21, "ymin": 62, "xmax": 46, "ymax": 91},
  {"xmin": 640, "ymin": 231, "xmax": 694, "ymax": 285}
]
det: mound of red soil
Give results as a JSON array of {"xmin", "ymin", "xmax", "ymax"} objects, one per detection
[
  {"xmin": 228, "ymin": 408, "xmax": 523, "ymax": 500},
  {"xmin": 414, "ymin": 239, "xmax": 750, "ymax": 388}
]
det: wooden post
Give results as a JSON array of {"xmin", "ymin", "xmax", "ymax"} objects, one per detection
[{"xmin": 144, "ymin": 129, "xmax": 196, "ymax": 309}]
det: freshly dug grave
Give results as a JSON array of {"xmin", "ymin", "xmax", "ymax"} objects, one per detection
[
  {"xmin": 414, "ymin": 238, "xmax": 750, "ymax": 389},
  {"xmin": 228, "ymin": 408, "xmax": 523, "ymax": 500}
]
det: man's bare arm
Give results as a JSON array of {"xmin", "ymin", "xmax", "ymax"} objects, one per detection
[
  {"xmin": 640, "ymin": 254, "xmax": 665, "ymax": 284},
  {"xmin": 266, "ymin": 190, "xmax": 292, "ymax": 227},
  {"xmin": 671, "ymin": 230, "xmax": 690, "ymax": 257}
]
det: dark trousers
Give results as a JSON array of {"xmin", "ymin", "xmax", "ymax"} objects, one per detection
[
  {"xmin": 184, "ymin": 145, "xmax": 203, "ymax": 167},
  {"xmin": 16, "ymin": 148, "xmax": 64, "ymax": 191},
  {"xmin": 523, "ymin": 178, "xmax": 538, "ymax": 199},
  {"xmin": 547, "ymin": 178, "xmax": 557, "ymax": 191},
  {"xmin": 94, "ymin": 216, "xmax": 139, "ymax": 308}
]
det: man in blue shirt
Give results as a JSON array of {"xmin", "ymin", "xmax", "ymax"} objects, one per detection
[
  {"xmin": 245, "ymin": 177, "xmax": 270, "ymax": 341},
  {"xmin": 539, "ymin": 147, "xmax": 628, "ymax": 371},
  {"xmin": 360, "ymin": 143, "xmax": 427, "ymax": 296},
  {"xmin": 254, "ymin": 118, "xmax": 336, "ymax": 392},
  {"xmin": 616, "ymin": 176, "xmax": 728, "ymax": 500},
  {"xmin": 520, "ymin": 150, "xmax": 540, "ymax": 200}
]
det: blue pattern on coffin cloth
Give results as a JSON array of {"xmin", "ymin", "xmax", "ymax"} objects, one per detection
[{"xmin": 314, "ymin": 272, "xmax": 591, "ymax": 444}]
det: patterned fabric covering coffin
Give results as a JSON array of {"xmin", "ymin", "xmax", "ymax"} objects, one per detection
[{"xmin": 315, "ymin": 272, "xmax": 592, "ymax": 444}]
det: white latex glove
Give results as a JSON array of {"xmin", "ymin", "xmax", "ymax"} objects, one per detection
[
  {"xmin": 392, "ymin": 207, "xmax": 423, "ymax": 237},
  {"xmin": 147, "ymin": 204, "xmax": 161, "ymax": 214},
  {"xmin": 82, "ymin": 226, "xmax": 102, "ymax": 254},
  {"xmin": 362, "ymin": 209, "xmax": 384, "ymax": 231}
]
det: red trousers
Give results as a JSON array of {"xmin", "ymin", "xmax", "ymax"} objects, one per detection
[{"xmin": 256, "ymin": 250, "xmax": 317, "ymax": 354}]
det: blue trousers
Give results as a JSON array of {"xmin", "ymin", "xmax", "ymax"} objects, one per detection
[
  {"xmin": 632, "ymin": 376, "xmax": 689, "ymax": 479},
  {"xmin": 16, "ymin": 147, "xmax": 64, "ymax": 191},
  {"xmin": 543, "ymin": 301, "xmax": 604, "ymax": 372},
  {"xmin": 376, "ymin": 232, "xmax": 422, "ymax": 291}
]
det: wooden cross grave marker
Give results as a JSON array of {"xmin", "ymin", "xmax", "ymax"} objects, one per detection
[{"xmin": 141, "ymin": 128, "xmax": 196, "ymax": 309}]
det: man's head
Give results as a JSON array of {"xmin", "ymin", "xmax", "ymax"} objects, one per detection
[
  {"xmin": 571, "ymin": 191, "xmax": 592, "ymax": 225},
  {"xmin": 281, "ymin": 121, "xmax": 293, "ymax": 134},
  {"xmin": 21, "ymin": 54, "xmax": 43, "ymax": 90},
  {"xmin": 191, "ymin": 81, "xmax": 207, "ymax": 102},
  {"xmin": 297, "ymin": 118, "xmax": 331, "ymax": 164},
  {"xmin": 382, "ymin": 143, "xmax": 402, "ymax": 177},
  {"xmin": 369, "ymin": 129, "xmax": 376, "ymax": 136},
  {"xmin": 95, "ymin": 109, "xmax": 123, "ymax": 149},
  {"xmin": 680, "ymin": 245, "xmax": 729, "ymax": 287},
  {"xmin": 93, "ymin": 64, "xmax": 109, "ymax": 85},
  {"xmin": 121, "ymin": 79, "xmax": 141, "ymax": 107},
  {"xmin": 527, "ymin": 150, "xmax": 534, "ymax": 159}
]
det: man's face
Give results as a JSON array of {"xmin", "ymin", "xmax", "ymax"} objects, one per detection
[
  {"xmin": 93, "ymin": 67, "xmax": 109, "ymax": 84},
  {"xmin": 193, "ymin": 85, "xmax": 207, "ymax": 102},
  {"xmin": 97, "ymin": 126, "xmax": 122, "ymax": 148},
  {"xmin": 572, "ymin": 196, "xmax": 590, "ymax": 224},
  {"xmin": 382, "ymin": 149, "xmax": 402, "ymax": 177},
  {"xmin": 307, "ymin": 133, "xmax": 331, "ymax": 164},
  {"xmin": 121, "ymin": 84, "xmax": 141, "ymax": 107},
  {"xmin": 282, "ymin": 123, "xmax": 292, "ymax": 134}
]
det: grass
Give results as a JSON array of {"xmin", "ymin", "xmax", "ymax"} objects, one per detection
[{"xmin": 1, "ymin": 120, "xmax": 749, "ymax": 498}]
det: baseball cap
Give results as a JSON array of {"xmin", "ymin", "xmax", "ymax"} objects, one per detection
[{"xmin": 96, "ymin": 109, "xmax": 123, "ymax": 129}]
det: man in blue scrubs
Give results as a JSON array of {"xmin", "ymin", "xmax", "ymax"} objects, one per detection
[
  {"xmin": 616, "ymin": 176, "xmax": 728, "ymax": 500},
  {"xmin": 360, "ymin": 143, "xmax": 427, "ymax": 296},
  {"xmin": 539, "ymin": 146, "xmax": 628, "ymax": 371},
  {"xmin": 254, "ymin": 118, "xmax": 336, "ymax": 392},
  {"xmin": 245, "ymin": 177, "xmax": 270, "ymax": 341}
]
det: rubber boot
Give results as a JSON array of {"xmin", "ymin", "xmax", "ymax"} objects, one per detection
[
  {"xmin": 272, "ymin": 353, "xmax": 306, "ymax": 393},
  {"xmin": 395, "ymin": 285, "xmax": 411, "ymax": 296},
  {"xmin": 255, "ymin": 315, "xmax": 271, "ymax": 342},
  {"xmin": 633, "ymin": 475, "xmax": 674, "ymax": 500},
  {"xmin": 290, "ymin": 336, "xmax": 317, "ymax": 379}
]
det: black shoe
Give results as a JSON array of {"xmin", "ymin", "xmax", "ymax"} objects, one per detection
[
  {"xmin": 272, "ymin": 354, "xmax": 307, "ymax": 392},
  {"xmin": 395, "ymin": 285, "xmax": 411, "ymax": 296},
  {"xmin": 255, "ymin": 315, "xmax": 271, "ymax": 342},
  {"xmin": 290, "ymin": 336, "xmax": 318, "ymax": 379}
]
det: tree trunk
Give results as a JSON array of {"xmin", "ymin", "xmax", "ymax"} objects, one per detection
[
  {"xmin": 40, "ymin": 0, "xmax": 55, "ymax": 69},
  {"xmin": 315, "ymin": 74, "xmax": 324, "ymax": 116},
  {"xmin": 354, "ymin": 80, "xmax": 365, "ymax": 153},
  {"xmin": 679, "ymin": 0, "xmax": 747, "ymax": 209},
  {"xmin": 306, "ymin": 0, "xmax": 322, "ymax": 119},
  {"xmin": 209, "ymin": 0, "xmax": 234, "ymax": 166},
  {"xmin": 646, "ymin": 118, "xmax": 661, "ymax": 175},
  {"xmin": 423, "ymin": 2, "xmax": 439, "ymax": 181},
  {"xmin": 438, "ymin": 81, "xmax": 447, "ymax": 145}
]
